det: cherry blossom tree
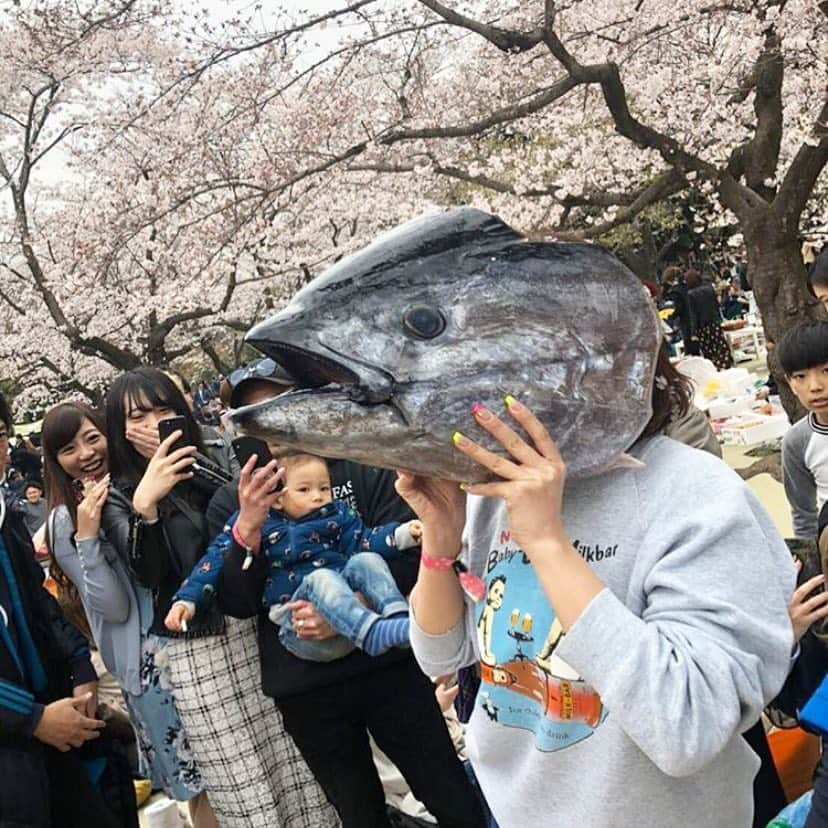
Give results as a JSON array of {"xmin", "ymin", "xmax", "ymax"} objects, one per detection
[
  {"xmin": 3, "ymin": 1, "xmax": 826, "ymax": 415},
  {"xmin": 167, "ymin": 0, "xmax": 828, "ymax": 396}
]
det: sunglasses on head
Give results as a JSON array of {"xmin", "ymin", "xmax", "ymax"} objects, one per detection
[{"xmin": 228, "ymin": 358, "xmax": 280, "ymax": 388}]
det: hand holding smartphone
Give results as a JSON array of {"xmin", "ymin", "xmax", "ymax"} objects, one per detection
[
  {"xmin": 231, "ymin": 436, "xmax": 271, "ymax": 470},
  {"xmin": 233, "ymin": 435, "xmax": 283, "ymax": 496},
  {"xmin": 157, "ymin": 415, "xmax": 191, "ymax": 455}
]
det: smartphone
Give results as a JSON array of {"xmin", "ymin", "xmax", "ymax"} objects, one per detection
[
  {"xmin": 231, "ymin": 435, "xmax": 272, "ymax": 470},
  {"xmin": 232, "ymin": 435, "xmax": 283, "ymax": 492},
  {"xmin": 157, "ymin": 415, "xmax": 191, "ymax": 454}
]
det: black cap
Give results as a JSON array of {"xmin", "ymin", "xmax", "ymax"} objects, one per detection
[{"xmin": 228, "ymin": 358, "xmax": 295, "ymax": 407}]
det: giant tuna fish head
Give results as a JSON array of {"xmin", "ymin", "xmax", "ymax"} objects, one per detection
[{"xmin": 231, "ymin": 207, "xmax": 661, "ymax": 482}]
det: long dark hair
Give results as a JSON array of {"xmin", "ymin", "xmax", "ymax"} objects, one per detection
[
  {"xmin": 41, "ymin": 401, "xmax": 106, "ymax": 627},
  {"xmin": 105, "ymin": 366, "xmax": 204, "ymax": 486},
  {"xmin": 640, "ymin": 341, "xmax": 694, "ymax": 438}
]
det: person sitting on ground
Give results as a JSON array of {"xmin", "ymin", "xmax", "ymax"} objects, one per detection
[
  {"xmin": 19, "ymin": 479, "xmax": 47, "ymax": 539},
  {"xmin": 720, "ymin": 284, "xmax": 750, "ymax": 320},
  {"xmin": 779, "ymin": 321, "xmax": 828, "ymax": 538},
  {"xmin": 167, "ymin": 453, "xmax": 421, "ymax": 661}
]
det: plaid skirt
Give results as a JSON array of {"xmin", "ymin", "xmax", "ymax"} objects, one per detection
[{"xmin": 166, "ymin": 617, "xmax": 339, "ymax": 828}]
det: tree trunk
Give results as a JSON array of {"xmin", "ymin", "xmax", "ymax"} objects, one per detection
[{"xmin": 741, "ymin": 214, "xmax": 819, "ymax": 420}]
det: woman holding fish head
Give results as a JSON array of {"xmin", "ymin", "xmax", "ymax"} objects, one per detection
[{"xmin": 400, "ymin": 377, "xmax": 796, "ymax": 827}]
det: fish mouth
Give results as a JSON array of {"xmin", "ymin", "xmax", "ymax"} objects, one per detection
[
  {"xmin": 246, "ymin": 334, "xmax": 396, "ymax": 407},
  {"xmin": 259, "ymin": 341, "xmax": 362, "ymax": 390}
]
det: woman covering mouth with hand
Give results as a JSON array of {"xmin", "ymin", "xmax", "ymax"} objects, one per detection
[{"xmin": 41, "ymin": 402, "xmax": 206, "ymax": 817}]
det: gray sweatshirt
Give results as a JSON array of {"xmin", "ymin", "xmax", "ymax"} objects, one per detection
[
  {"xmin": 50, "ymin": 506, "xmax": 144, "ymax": 695},
  {"xmin": 411, "ymin": 436, "xmax": 794, "ymax": 828},
  {"xmin": 781, "ymin": 413, "xmax": 828, "ymax": 538}
]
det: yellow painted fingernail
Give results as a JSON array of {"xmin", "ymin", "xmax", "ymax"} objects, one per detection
[
  {"xmin": 504, "ymin": 394, "xmax": 515, "ymax": 407},
  {"xmin": 452, "ymin": 431, "xmax": 465, "ymax": 446},
  {"xmin": 459, "ymin": 483, "xmax": 469, "ymax": 491}
]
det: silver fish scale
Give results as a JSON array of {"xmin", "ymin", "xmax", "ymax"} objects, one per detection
[{"xmin": 232, "ymin": 208, "xmax": 661, "ymax": 482}]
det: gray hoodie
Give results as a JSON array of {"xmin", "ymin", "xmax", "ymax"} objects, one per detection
[{"xmin": 411, "ymin": 436, "xmax": 794, "ymax": 828}]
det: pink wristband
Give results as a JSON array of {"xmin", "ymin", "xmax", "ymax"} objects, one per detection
[
  {"xmin": 232, "ymin": 522, "xmax": 255, "ymax": 552},
  {"xmin": 420, "ymin": 552, "xmax": 457, "ymax": 571},
  {"xmin": 421, "ymin": 552, "xmax": 486, "ymax": 603}
]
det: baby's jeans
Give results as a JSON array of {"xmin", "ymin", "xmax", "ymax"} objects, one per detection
[{"xmin": 269, "ymin": 552, "xmax": 409, "ymax": 662}]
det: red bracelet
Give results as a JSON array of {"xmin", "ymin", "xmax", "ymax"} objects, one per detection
[
  {"xmin": 232, "ymin": 522, "xmax": 255, "ymax": 552},
  {"xmin": 420, "ymin": 552, "xmax": 457, "ymax": 571}
]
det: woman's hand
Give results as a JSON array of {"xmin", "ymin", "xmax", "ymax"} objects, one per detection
[
  {"xmin": 235, "ymin": 456, "xmax": 285, "ymax": 547},
  {"xmin": 287, "ymin": 599, "xmax": 336, "ymax": 640},
  {"xmin": 75, "ymin": 475, "xmax": 110, "ymax": 541},
  {"xmin": 395, "ymin": 474, "xmax": 466, "ymax": 559},
  {"xmin": 125, "ymin": 421, "xmax": 160, "ymax": 460},
  {"xmin": 789, "ymin": 562, "xmax": 828, "ymax": 642},
  {"xmin": 453, "ymin": 397, "xmax": 568, "ymax": 559},
  {"xmin": 132, "ymin": 431, "xmax": 197, "ymax": 520}
]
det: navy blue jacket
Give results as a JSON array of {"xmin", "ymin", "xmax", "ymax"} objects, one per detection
[
  {"xmin": 0, "ymin": 505, "xmax": 95, "ymax": 746},
  {"xmin": 176, "ymin": 499, "xmax": 402, "ymax": 610}
]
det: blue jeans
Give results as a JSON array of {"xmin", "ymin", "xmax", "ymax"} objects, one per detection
[{"xmin": 271, "ymin": 552, "xmax": 409, "ymax": 662}]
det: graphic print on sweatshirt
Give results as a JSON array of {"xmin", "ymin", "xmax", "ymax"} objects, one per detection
[{"xmin": 476, "ymin": 530, "xmax": 605, "ymax": 752}]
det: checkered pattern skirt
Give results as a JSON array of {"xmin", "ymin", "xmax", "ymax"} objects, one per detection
[{"xmin": 166, "ymin": 617, "xmax": 339, "ymax": 828}]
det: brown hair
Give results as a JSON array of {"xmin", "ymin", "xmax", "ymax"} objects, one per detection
[
  {"xmin": 684, "ymin": 269, "xmax": 703, "ymax": 289},
  {"xmin": 661, "ymin": 266, "xmax": 682, "ymax": 289},
  {"xmin": 277, "ymin": 452, "xmax": 328, "ymax": 476},
  {"xmin": 640, "ymin": 341, "xmax": 694, "ymax": 438},
  {"xmin": 41, "ymin": 402, "xmax": 107, "ymax": 613}
]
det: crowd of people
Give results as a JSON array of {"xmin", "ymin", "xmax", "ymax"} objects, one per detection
[
  {"xmin": 6, "ymin": 250, "xmax": 828, "ymax": 828},
  {"xmin": 650, "ymin": 259, "xmax": 753, "ymax": 370}
]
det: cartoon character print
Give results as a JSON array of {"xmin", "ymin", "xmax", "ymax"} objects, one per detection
[{"xmin": 475, "ymin": 541, "xmax": 604, "ymax": 753}]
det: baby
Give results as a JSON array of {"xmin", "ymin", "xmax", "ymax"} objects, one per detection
[{"xmin": 166, "ymin": 453, "xmax": 421, "ymax": 661}]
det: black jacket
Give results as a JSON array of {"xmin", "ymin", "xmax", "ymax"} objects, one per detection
[
  {"xmin": 688, "ymin": 284, "xmax": 723, "ymax": 331},
  {"xmin": 101, "ymin": 426, "xmax": 235, "ymax": 639},
  {"xmin": 665, "ymin": 284, "xmax": 692, "ymax": 339},
  {"xmin": 214, "ymin": 460, "xmax": 420, "ymax": 700},
  {"xmin": 103, "ymin": 484, "xmax": 226, "ymax": 639}
]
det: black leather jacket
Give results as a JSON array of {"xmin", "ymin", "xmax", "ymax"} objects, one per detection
[
  {"xmin": 101, "ymin": 426, "xmax": 235, "ymax": 639},
  {"xmin": 102, "ymin": 484, "xmax": 225, "ymax": 639}
]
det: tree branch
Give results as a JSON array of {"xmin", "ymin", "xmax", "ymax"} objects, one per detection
[
  {"xmin": 348, "ymin": 158, "xmax": 673, "ymax": 210},
  {"xmin": 532, "ymin": 168, "xmax": 688, "ymax": 239},
  {"xmin": 417, "ymin": 0, "xmax": 545, "ymax": 52},
  {"xmin": 726, "ymin": 29, "xmax": 783, "ymax": 199},
  {"xmin": 37, "ymin": 356, "xmax": 104, "ymax": 404},
  {"xmin": 378, "ymin": 77, "xmax": 578, "ymax": 143},
  {"xmin": 775, "ymin": 97, "xmax": 828, "ymax": 234}
]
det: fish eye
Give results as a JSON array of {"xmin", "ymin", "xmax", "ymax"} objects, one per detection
[{"xmin": 402, "ymin": 305, "xmax": 446, "ymax": 340}]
